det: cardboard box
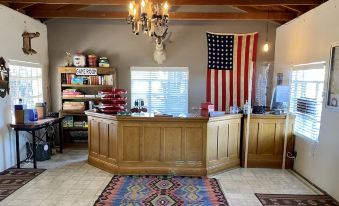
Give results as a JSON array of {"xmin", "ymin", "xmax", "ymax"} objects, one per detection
[{"xmin": 15, "ymin": 110, "xmax": 24, "ymax": 124}]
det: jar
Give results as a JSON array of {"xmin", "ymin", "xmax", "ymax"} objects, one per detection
[
  {"xmin": 73, "ymin": 52, "xmax": 86, "ymax": 67},
  {"xmin": 98, "ymin": 57, "xmax": 110, "ymax": 67},
  {"xmin": 88, "ymin": 54, "xmax": 97, "ymax": 67}
]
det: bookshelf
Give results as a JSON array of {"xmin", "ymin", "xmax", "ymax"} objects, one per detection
[{"xmin": 58, "ymin": 66, "xmax": 117, "ymax": 146}]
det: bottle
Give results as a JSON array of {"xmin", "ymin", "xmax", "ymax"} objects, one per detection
[{"xmin": 243, "ymin": 100, "xmax": 249, "ymax": 115}]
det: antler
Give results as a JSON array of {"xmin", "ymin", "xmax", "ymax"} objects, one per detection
[{"xmin": 153, "ymin": 27, "xmax": 168, "ymax": 44}]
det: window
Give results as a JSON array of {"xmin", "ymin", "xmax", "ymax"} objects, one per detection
[
  {"xmin": 9, "ymin": 61, "xmax": 43, "ymax": 113},
  {"xmin": 131, "ymin": 67, "xmax": 188, "ymax": 115},
  {"xmin": 289, "ymin": 62, "xmax": 326, "ymax": 141}
]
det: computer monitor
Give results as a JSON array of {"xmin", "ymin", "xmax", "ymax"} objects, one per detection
[{"xmin": 270, "ymin": 85, "xmax": 290, "ymax": 110}]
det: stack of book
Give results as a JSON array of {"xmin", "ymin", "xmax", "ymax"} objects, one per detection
[
  {"xmin": 63, "ymin": 102, "xmax": 85, "ymax": 111},
  {"xmin": 62, "ymin": 89, "xmax": 84, "ymax": 98}
]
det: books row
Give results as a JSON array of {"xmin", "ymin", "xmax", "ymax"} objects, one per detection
[{"xmin": 61, "ymin": 74, "xmax": 114, "ymax": 85}]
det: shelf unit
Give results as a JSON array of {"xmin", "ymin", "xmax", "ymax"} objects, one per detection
[
  {"xmin": 58, "ymin": 66, "xmax": 117, "ymax": 146},
  {"xmin": 61, "ymin": 97, "xmax": 101, "ymax": 100}
]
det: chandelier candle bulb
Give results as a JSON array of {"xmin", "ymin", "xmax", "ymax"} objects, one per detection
[
  {"xmin": 163, "ymin": 2, "xmax": 169, "ymax": 16},
  {"xmin": 141, "ymin": 0, "xmax": 146, "ymax": 14},
  {"xmin": 129, "ymin": 2, "xmax": 134, "ymax": 16}
]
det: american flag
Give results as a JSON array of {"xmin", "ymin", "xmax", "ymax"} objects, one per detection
[{"xmin": 206, "ymin": 32, "xmax": 259, "ymax": 111}]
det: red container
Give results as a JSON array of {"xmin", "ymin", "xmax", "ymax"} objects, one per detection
[
  {"xmin": 99, "ymin": 89, "xmax": 127, "ymax": 95},
  {"xmin": 201, "ymin": 102, "xmax": 214, "ymax": 111},
  {"xmin": 88, "ymin": 55, "xmax": 97, "ymax": 67}
]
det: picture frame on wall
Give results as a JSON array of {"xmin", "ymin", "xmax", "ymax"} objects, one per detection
[{"xmin": 327, "ymin": 43, "xmax": 339, "ymax": 110}]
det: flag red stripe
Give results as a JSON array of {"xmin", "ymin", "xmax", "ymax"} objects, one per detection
[
  {"xmin": 244, "ymin": 35, "xmax": 251, "ymax": 102},
  {"xmin": 222, "ymin": 70, "xmax": 226, "ymax": 111},
  {"xmin": 252, "ymin": 33, "xmax": 259, "ymax": 103},
  {"xmin": 206, "ymin": 69, "xmax": 211, "ymax": 102},
  {"xmin": 214, "ymin": 69, "xmax": 219, "ymax": 110},
  {"xmin": 236, "ymin": 36, "xmax": 243, "ymax": 107}
]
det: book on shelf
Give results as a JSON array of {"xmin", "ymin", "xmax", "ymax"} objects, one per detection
[{"xmin": 61, "ymin": 74, "xmax": 113, "ymax": 86}]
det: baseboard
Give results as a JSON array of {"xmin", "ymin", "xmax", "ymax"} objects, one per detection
[{"xmin": 290, "ymin": 169, "xmax": 338, "ymax": 202}]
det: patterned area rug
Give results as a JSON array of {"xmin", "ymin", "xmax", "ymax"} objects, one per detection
[
  {"xmin": 0, "ymin": 168, "xmax": 45, "ymax": 201},
  {"xmin": 255, "ymin": 193, "xmax": 339, "ymax": 206},
  {"xmin": 94, "ymin": 175, "xmax": 228, "ymax": 206}
]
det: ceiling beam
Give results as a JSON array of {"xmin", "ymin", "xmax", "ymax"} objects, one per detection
[
  {"xmin": 56, "ymin": 4, "xmax": 88, "ymax": 11},
  {"xmin": 0, "ymin": 1, "xmax": 10, "ymax": 6},
  {"xmin": 281, "ymin": 5, "xmax": 310, "ymax": 13},
  {"xmin": 9, "ymin": 3, "xmax": 36, "ymax": 10},
  {"xmin": 2, "ymin": 0, "xmax": 322, "ymax": 6},
  {"xmin": 235, "ymin": 6, "xmax": 263, "ymax": 13},
  {"xmin": 26, "ymin": 10, "xmax": 296, "ymax": 21}
]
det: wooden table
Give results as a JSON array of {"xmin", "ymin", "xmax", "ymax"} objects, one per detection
[{"xmin": 9, "ymin": 117, "xmax": 64, "ymax": 169}]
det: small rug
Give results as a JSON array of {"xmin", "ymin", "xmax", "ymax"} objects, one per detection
[
  {"xmin": 0, "ymin": 168, "xmax": 45, "ymax": 201},
  {"xmin": 94, "ymin": 175, "xmax": 228, "ymax": 206},
  {"xmin": 255, "ymin": 193, "xmax": 339, "ymax": 206}
]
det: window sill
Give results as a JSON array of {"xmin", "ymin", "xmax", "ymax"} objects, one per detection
[{"xmin": 294, "ymin": 132, "xmax": 319, "ymax": 144}]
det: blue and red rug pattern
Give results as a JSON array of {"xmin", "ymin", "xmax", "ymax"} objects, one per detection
[{"xmin": 94, "ymin": 175, "xmax": 228, "ymax": 206}]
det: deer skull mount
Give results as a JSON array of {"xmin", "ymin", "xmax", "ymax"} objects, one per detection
[
  {"xmin": 22, "ymin": 32, "xmax": 40, "ymax": 55},
  {"xmin": 154, "ymin": 37, "xmax": 166, "ymax": 65},
  {"xmin": 153, "ymin": 28, "xmax": 168, "ymax": 65}
]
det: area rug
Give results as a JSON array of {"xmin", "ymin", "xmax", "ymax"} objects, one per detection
[
  {"xmin": 255, "ymin": 193, "xmax": 339, "ymax": 206},
  {"xmin": 0, "ymin": 168, "xmax": 45, "ymax": 201},
  {"xmin": 94, "ymin": 175, "xmax": 228, "ymax": 206}
]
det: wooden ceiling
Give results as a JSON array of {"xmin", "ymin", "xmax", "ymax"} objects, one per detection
[{"xmin": 0, "ymin": 0, "xmax": 326, "ymax": 23}]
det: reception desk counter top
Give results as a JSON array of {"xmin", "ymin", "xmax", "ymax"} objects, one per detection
[{"xmin": 85, "ymin": 111, "xmax": 242, "ymax": 176}]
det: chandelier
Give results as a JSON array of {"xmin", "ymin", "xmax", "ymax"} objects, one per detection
[{"xmin": 127, "ymin": 0, "xmax": 169, "ymax": 37}]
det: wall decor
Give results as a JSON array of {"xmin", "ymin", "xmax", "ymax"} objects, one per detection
[
  {"xmin": 22, "ymin": 32, "xmax": 40, "ymax": 55},
  {"xmin": 327, "ymin": 44, "xmax": 339, "ymax": 109},
  {"xmin": 0, "ymin": 57, "xmax": 9, "ymax": 98},
  {"xmin": 153, "ymin": 28, "xmax": 170, "ymax": 64}
]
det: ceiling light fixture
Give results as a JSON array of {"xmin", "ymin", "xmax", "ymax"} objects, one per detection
[
  {"xmin": 263, "ymin": 9, "xmax": 270, "ymax": 53},
  {"xmin": 127, "ymin": 0, "xmax": 169, "ymax": 37}
]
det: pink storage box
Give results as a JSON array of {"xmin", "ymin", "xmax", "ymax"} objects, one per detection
[{"xmin": 201, "ymin": 102, "xmax": 214, "ymax": 111}]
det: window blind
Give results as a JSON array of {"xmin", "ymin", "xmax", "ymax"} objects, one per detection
[
  {"xmin": 289, "ymin": 63, "xmax": 325, "ymax": 141},
  {"xmin": 131, "ymin": 67, "xmax": 189, "ymax": 115},
  {"xmin": 9, "ymin": 63, "xmax": 43, "ymax": 110}
]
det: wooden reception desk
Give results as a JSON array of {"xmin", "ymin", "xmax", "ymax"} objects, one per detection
[{"xmin": 85, "ymin": 111, "xmax": 242, "ymax": 176}]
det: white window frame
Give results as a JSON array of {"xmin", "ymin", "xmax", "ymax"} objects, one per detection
[
  {"xmin": 130, "ymin": 66, "xmax": 189, "ymax": 115},
  {"xmin": 289, "ymin": 62, "xmax": 326, "ymax": 142},
  {"xmin": 8, "ymin": 60, "xmax": 44, "ymax": 116}
]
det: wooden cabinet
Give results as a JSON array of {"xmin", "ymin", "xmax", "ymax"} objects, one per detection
[
  {"xmin": 242, "ymin": 115, "xmax": 295, "ymax": 168},
  {"xmin": 207, "ymin": 117, "xmax": 241, "ymax": 175},
  {"xmin": 117, "ymin": 121, "xmax": 206, "ymax": 175},
  {"xmin": 88, "ymin": 116, "xmax": 118, "ymax": 171}
]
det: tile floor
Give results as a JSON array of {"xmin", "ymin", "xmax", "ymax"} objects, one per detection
[{"xmin": 0, "ymin": 149, "xmax": 322, "ymax": 206}]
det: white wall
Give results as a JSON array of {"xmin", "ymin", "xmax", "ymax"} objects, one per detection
[
  {"xmin": 0, "ymin": 5, "xmax": 49, "ymax": 171},
  {"xmin": 274, "ymin": 0, "xmax": 339, "ymax": 200}
]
